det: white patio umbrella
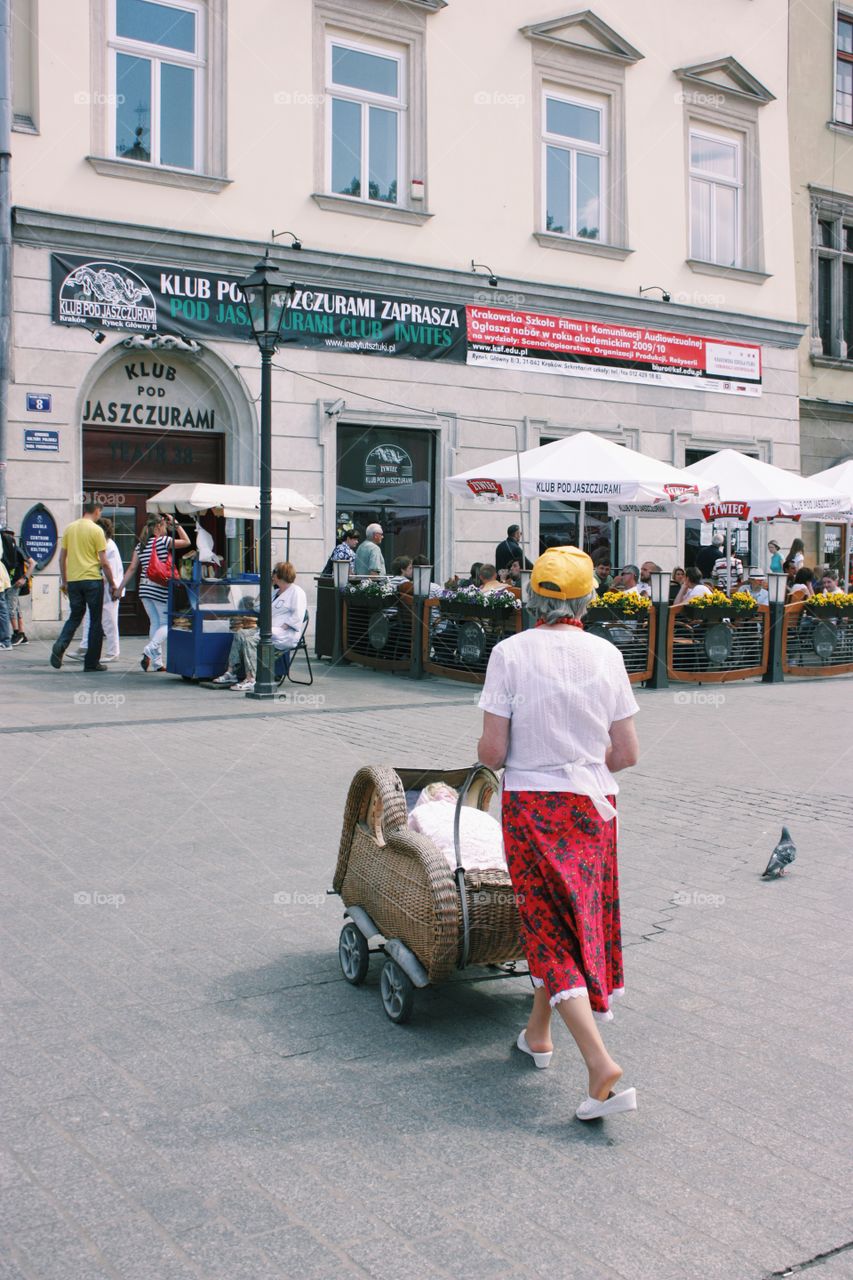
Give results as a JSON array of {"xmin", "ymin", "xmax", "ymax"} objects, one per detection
[
  {"xmin": 146, "ymin": 483, "xmax": 317, "ymax": 522},
  {"xmin": 613, "ymin": 450, "xmax": 852, "ymax": 592},
  {"xmin": 810, "ymin": 458, "xmax": 853, "ymax": 590},
  {"xmin": 446, "ymin": 430, "xmax": 716, "ymax": 543}
]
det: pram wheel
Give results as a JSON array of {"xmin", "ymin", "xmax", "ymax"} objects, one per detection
[
  {"xmin": 338, "ymin": 922, "xmax": 369, "ymax": 985},
  {"xmin": 380, "ymin": 958, "xmax": 415, "ymax": 1024}
]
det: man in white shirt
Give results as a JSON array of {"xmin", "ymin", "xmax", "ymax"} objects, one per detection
[
  {"xmin": 611, "ymin": 564, "xmax": 648, "ymax": 597},
  {"xmin": 712, "ymin": 552, "xmax": 744, "ymax": 592},
  {"xmin": 213, "ymin": 562, "xmax": 307, "ymax": 691}
]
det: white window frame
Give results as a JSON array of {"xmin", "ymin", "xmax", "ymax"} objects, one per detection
[
  {"xmin": 541, "ymin": 88, "xmax": 607, "ymax": 242},
  {"xmin": 688, "ymin": 126, "xmax": 743, "ymax": 267},
  {"xmin": 108, "ymin": 0, "xmax": 206, "ymax": 173},
  {"xmin": 834, "ymin": 7, "xmax": 853, "ymax": 126},
  {"xmin": 324, "ymin": 34, "xmax": 406, "ymax": 207}
]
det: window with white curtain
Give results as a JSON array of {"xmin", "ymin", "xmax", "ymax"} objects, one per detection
[{"xmin": 689, "ymin": 128, "xmax": 742, "ymax": 267}]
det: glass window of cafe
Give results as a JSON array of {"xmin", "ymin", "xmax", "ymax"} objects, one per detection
[
  {"xmin": 683, "ymin": 447, "xmax": 756, "ymax": 570},
  {"xmin": 336, "ymin": 425, "xmax": 435, "ymax": 567},
  {"xmin": 537, "ymin": 438, "xmax": 618, "ymax": 567}
]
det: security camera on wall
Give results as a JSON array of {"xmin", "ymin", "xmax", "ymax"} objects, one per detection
[{"xmin": 325, "ymin": 398, "xmax": 346, "ymax": 417}]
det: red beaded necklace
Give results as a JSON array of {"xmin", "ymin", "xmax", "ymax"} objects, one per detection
[{"xmin": 535, "ymin": 617, "xmax": 584, "ymax": 629}]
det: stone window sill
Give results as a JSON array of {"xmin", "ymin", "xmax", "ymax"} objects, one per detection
[
  {"xmin": 533, "ymin": 231, "xmax": 633, "ymax": 260},
  {"xmin": 86, "ymin": 155, "xmax": 231, "ymax": 193},
  {"xmin": 810, "ymin": 354, "xmax": 853, "ymax": 369},
  {"xmin": 311, "ymin": 193, "xmax": 432, "ymax": 225},
  {"xmin": 686, "ymin": 258, "xmax": 770, "ymax": 284}
]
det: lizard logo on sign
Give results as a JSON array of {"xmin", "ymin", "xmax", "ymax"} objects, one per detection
[
  {"xmin": 364, "ymin": 444, "xmax": 413, "ymax": 488},
  {"xmin": 57, "ymin": 260, "xmax": 157, "ymax": 332}
]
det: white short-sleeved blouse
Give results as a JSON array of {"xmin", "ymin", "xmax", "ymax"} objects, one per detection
[{"xmin": 478, "ymin": 627, "xmax": 639, "ymax": 814}]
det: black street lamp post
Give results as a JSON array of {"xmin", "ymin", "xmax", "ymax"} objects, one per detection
[
  {"xmin": 762, "ymin": 572, "xmax": 788, "ymax": 684},
  {"xmin": 241, "ymin": 253, "xmax": 295, "ymax": 700},
  {"xmin": 647, "ymin": 570, "xmax": 670, "ymax": 689}
]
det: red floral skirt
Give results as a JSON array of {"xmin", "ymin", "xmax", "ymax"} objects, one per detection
[{"xmin": 502, "ymin": 791, "xmax": 624, "ymax": 1020}]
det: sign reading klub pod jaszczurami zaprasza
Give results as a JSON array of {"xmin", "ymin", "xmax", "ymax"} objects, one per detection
[{"xmin": 50, "ymin": 254, "xmax": 466, "ymax": 362}]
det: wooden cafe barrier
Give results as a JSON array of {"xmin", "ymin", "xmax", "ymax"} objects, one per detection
[
  {"xmin": 666, "ymin": 602, "xmax": 769, "ymax": 682},
  {"xmin": 582, "ymin": 607, "xmax": 655, "ymax": 685},
  {"xmin": 342, "ymin": 583, "xmax": 416, "ymax": 673},
  {"xmin": 782, "ymin": 600, "xmax": 853, "ymax": 677},
  {"xmin": 422, "ymin": 591, "xmax": 523, "ymax": 683}
]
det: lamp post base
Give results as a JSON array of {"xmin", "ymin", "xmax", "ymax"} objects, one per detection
[{"xmin": 245, "ymin": 639, "xmax": 279, "ymax": 699}]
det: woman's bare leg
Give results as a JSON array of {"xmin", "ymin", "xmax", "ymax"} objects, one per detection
[
  {"xmin": 554, "ymin": 993, "xmax": 622, "ymax": 1100},
  {"xmin": 524, "ymin": 986, "xmax": 553, "ymax": 1053}
]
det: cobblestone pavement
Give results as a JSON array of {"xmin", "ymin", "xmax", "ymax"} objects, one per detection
[{"xmin": 1, "ymin": 638, "xmax": 852, "ymax": 1280}]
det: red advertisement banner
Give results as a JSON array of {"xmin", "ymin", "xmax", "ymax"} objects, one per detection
[{"xmin": 466, "ymin": 307, "xmax": 762, "ymax": 397}]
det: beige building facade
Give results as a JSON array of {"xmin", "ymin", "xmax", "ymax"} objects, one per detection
[
  {"xmin": 6, "ymin": 0, "xmax": 802, "ymax": 632},
  {"xmin": 790, "ymin": 0, "xmax": 853, "ymax": 573}
]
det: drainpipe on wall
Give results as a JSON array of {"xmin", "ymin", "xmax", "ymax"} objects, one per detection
[{"xmin": 0, "ymin": 0, "xmax": 11, "ymax": 531}]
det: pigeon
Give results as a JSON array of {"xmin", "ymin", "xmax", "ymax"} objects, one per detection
[{"xmin": 762, "ymin": 826, "xmax": 796, "ymax": 878}]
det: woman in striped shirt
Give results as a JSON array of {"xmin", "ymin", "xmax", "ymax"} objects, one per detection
[{"xmin": 117, "ymin": 514, "xmax": 190, "ymax": 671}]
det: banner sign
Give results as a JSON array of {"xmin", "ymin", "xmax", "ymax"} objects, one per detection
[
  {"xmin": 466, "ymin": 306, "xmax": 762, "ymax": 397},
  {"xmin": 24, "ymin": 430, "xmax": 60, "ymax": 452},
  {"xmin": 51, "ymin": 254, "xmax": 761, "ymax": 395},
  {"xmin": 51, "ymin": 254, "xmax": 465, "ymax": 362}
]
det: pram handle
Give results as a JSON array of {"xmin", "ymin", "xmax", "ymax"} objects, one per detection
[{"xmin": 453, "ymin": 763, "xmax": 501, "ymax": 970}]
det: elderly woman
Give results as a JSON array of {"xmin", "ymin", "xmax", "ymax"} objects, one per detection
[{"xmin": 477, "ymin": 546, "xmax": 640, "ymax": 1121}]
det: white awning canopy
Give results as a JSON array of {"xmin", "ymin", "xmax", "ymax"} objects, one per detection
[
  {"xmin": 637, "ymin": 450, "xmax": 852, "ymax": 522},
  {"xmin": 446, "ymin": 430, "xmax": 716, "ymax": 508},
  {"xmin": 146, "ymin": 483, "xmax": 317, "ymax": 522}
]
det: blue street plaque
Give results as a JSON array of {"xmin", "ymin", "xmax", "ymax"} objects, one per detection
[
  {"xmin": 26, "ymin": 393, "xmax": 53, "ymax": 412},
  {"xmin": 24, "ymin": 429, "xmax": 60, "ymax": 452},
  {"xmin": 20, "ymin": 503, "xmax": 59, "ymax": 570}
]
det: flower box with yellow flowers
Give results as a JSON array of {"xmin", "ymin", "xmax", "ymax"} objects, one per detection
[
  {"xmin": 585, "ymin": 591, "xmax": 653, "ymax": 623},
  {"xmin": 805, "ymin": 591, "xmax": 853, "ymax": 621},
  {"xmin": 682, "ymin": 590, "xmax": 758, "ymax": 624}
]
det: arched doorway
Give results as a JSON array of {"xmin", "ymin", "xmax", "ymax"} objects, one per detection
[{"xmin": 78, "ymin": 339, "xmax": 255, "ymax": 633}]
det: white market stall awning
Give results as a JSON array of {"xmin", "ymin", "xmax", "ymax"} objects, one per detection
[
  {"xmin": 810, "ymin": 457, "xmax": 853, "ymax": 507},
  {"xmin": 146, "ymin": 483, "xmax": 317, "ymax": 522},
  {"xmin": 663, "ymin": 450, "xmax": 850, "ymax": 522},
  {"xmin": 446, "ymin": 431, "xmax": 716, "ymax": 508}
]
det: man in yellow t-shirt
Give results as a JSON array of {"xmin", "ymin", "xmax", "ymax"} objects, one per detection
[{"xmin": 50, "ymin": 502, "xmax": 118, "ymax": 672}]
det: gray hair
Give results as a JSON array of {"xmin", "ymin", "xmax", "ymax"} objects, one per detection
[
  {"xmin": 525, "ymin": 585, "xmax": 596, "ymax": 623},
  {"xmin": 621, "ymin": 564, "xmax": 639, "ymax": 581},
  {"xmin": 366, "ymin": 522, "xmax": 383, "ymax": 539}
]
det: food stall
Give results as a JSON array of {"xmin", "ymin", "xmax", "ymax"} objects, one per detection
[{"xmin": 145, "ymin": 483, "xmax": 316, "ymax": 681}]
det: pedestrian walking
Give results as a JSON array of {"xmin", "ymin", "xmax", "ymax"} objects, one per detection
[
  {"xmin": 1, "ymin": 528, "xmax": 34, "ymax": 645},
  {"xmin": 477, "ymin": 545, "xmax": 640, "ymax": 1120},
  {"xmin": 495, "ymin": 524, "xmax": 533, "ymax": 573},
  {"xmin": 321, "ymin": 526, "xmax": 360, "ymax": 576},
  {"xmin": 116, "ymin": 514, "xmax": 190, "ymax": 672},
  {"xmin": 0, "ymin": 556, "xmax": 13, "ymax": 650},
  {"xmin": 74, "ymin": 518, "xmax": 124, "ymax": 663},
  {"xmin": 50, "ymin": 502, "xmax": 120, "ymax": 671}
]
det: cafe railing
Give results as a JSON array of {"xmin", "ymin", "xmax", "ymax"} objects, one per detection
[
  {"xmin": 342, "ymin": 585, "xmax": 416, "ymax": 673},
  {"xmin": 582, "ymin": 609, "xmax": 655, "ymax": 685},
  {"xmin": 666, "ymin": 602, "xmax": 769, "ymax": 682},
  {"xmin": 422, "ymin": 593, "xmax": 523, "ymax": 683},
  {"xmin": 782, "ymin": 600, "xmax": 853, "ymax": 677}
]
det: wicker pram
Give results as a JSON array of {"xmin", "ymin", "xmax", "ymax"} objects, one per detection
[{"xmin": 333, "ymin": 763, "xmax": 525, "ymax": 1022}]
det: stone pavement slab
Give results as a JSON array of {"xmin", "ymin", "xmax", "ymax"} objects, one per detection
[{"xmin": 1, "ymin": 638, "xmax": 852, "ymax": 1279}]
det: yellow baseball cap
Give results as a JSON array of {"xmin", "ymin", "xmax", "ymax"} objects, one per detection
[{"xmin": 531, "ymin": 546, "xmax": 595, "ymax": 599}]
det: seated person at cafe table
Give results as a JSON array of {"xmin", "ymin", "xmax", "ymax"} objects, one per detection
[
  {"xmin": 820, "ymin": 570, "xmax": 844, "ymax": 596},
  {"xmin": 478, "ymin": 563, "xmax": 509, "ymax": 594},
  {"xmin": 744, "ymin": 572, "xmax": 769, "ymax": 606},
  {"xmin": 787, "ymin": 568, "xmax": 814, "ymax": 603},
  {"xmin": 610, "ymin": 564, "xmax": 649, "ymax": 597},
  {"xmin": 387, "ymin": 555, "xmax": 414, "ymax": 587},
  {"xmin": 213, "ymin": 562, "xmax": 307, "ymax": 692},
  {"xmin": 672, "ymin": 565, "xmax": 712, "ymax": 606}
]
